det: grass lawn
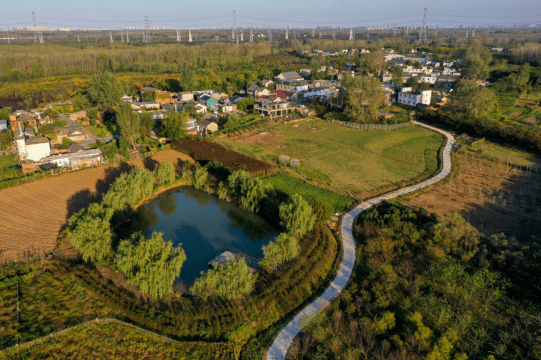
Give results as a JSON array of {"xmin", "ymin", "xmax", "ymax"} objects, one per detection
[
  {"xmin": 217, "ymin": 119, "xmax": 445, "ymax": 197},
  {"xmin": 84, "ymin": 124, "xmax": 110, "ymax": 138},
  {"xmin": 462, "ymin": 139, "xmax": 540, "ymax": 170},
  {"xmin": 0, "ymin": 154, "xmax": 22, "ymax": 179}
]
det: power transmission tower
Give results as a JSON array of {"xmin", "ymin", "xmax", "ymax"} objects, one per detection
[
  {"xmin": 465, "ymin": 30, "xmax": 468, "ymax": 38},
  {"xmin": 285, "ymin": 27, "xmax": 288, "ymax": 40},
  {"xmin": 189, "ymin": 30, "xmax": 192, "ymax": 42},
  {"xmin": 419, "ymin": 8, "xmax": 427, "ymax": 44},
  {"xmin": 312, "ymin": 28, "xmax": 315, "ymax": 38},
  {"xmin": 232, "ymin": 10, "xmax": 236, "ymax": 39},
  {"xmin": 145, "ymin": 16, "xmax": 151, "ymax": 42},
  {"xmin": 250, "ymin": 28, "xmax": 253, "ymax": 42},
  {"xmin": 176, "ymin": 30, "xmax": 180, "ymax": 42},
  {"xmin": 240, "ymin": 31, "xmax": 243, "ymax": 41},
  {"xmin": 32, "ymin": 11, "xmax": 43, "ymax": 43},
  {"xmin": 78, "ymin": 34, "xmax": 80, "ymax": 43},
  {"xmin": 349, "ymin": 28, "xmax": 353, "ymax": 41},
  {"xmin": 236, "ymin": 35, "xmax": 239, "ymax": 45},
  {"xmin": 110, "ymin": 32, "xmax": 113, "ymax": 43},
  {"xmin": 126, "ymin": 32, "xmax": 129, "ymax": 43},
  {"xmin": 121, "ymin": 30, "xmax": 124, "ymax": 42}
]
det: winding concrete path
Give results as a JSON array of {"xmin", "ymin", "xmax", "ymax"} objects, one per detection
[{"xmin": 266, "ymin": 121, "xmax": 455, "ymax": 360}]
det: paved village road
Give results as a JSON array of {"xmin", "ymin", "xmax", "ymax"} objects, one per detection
[{"xmin": 266, "ymin": 121, "xmax": 455, "ymax": 360}]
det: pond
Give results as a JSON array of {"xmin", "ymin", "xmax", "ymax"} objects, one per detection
[{"xmin": 119, "ymin": 186, "xmax": 277, "ymax": 285}]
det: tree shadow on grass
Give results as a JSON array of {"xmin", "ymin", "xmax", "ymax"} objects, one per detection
[{"xmin": 142, "ymin": 157, "xmax": 159, "ymax": 172}]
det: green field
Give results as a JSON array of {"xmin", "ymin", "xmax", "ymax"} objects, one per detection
[
  {"xmin": 0, "ymin": 155, "xmax": 22, "ymax": 180},
  {"xmin": 265, "ymin": 174, "xmax": 355, "ymax": 211},
  {"xmin": 0, "ymin": 321, "xmax": 233, "ymax": 360},
  {"xmin": 217, "ymin": 119, "xmax": 444, "ymax": 197}
]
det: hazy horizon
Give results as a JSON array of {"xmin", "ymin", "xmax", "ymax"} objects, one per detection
[{"xmin": 1, "ymin": 0, "xmax": 540, "ymax": 30}]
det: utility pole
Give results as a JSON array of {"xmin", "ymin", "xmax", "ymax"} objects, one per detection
[
  {"xmin": 189, "ymin": 30, "xmax": 192, "ymax": 42},
  {"xmin": 110, "ymin": 32, "xmax": 113, "ymax": 43},
  {"xmin": 250, "ymin": 28, "xmax": 253, "ymax": 43},
  {"xmin": 121, "ymin": 30, "xmax": 124, "ymax": 42},
  {"xmin": 32, "ymin": 11, "xmax": 43, "ymax": 43},
  {"xmin": 126, "ymin": 32, "xmax": 129, "ymax": 43},
  {"xmin": 349, "ymin": 28, "xmax": 353, "ymax": 41},
  {"xmin": 240, "ymin": 31, "xmax": 243, "ymax": 41},
  {"xmin": 285, "ymin": 27, "xmax": 288, "ymax": 40},
  {"xmin": 232, "ymin": 10, "xmax": 236, "ymax": 39}
]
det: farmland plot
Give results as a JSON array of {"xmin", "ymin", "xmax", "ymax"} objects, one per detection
[{"xmin": 0, "ymin": 149, "xmax": 192, "ymax": 264}]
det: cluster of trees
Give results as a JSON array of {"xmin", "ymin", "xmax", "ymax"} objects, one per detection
[
  {"xmin": 341, "ymin": 75, "xmax": 386, "ymax": 123},
  {"xmin": 292, "ymin": 204, "xmax": 541, "ymax": 359},
  {"xmin": 69, "ymin": 162, "xmax": 181, "ymax": 298}
]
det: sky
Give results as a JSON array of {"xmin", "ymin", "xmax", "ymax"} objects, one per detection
[{"xmin": 1, "ymin": 0, "xmax": 540, "ymax": 29}]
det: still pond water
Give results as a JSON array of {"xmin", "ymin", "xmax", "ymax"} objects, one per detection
[{"xmin": 123, "ymin": 186, "xmax": 277, "ymax": 284}]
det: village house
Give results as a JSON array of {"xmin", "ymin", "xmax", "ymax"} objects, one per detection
[
  {"xmin": 397, "ymin": 89, "xmax": 432, "ymax": 107},
  {"xmin": 218, "ymin": 102, "xmax": 238, "ymax": 113},
  {"xmin": 419, "ymin": 74, "xmax": 438, "ymax": 84},
  {"xmin": 0, "ymin": 120, "xmax": 7, "ymax": 131},
  {"xmin": 9, "ymin": 111, "xmax": 38, "ymax": 131},
  {"xmin": 254, "ymin": 98, "xmax": 295, "ymax": 118},
  {"xmin": 132, "ymin": 101, "xmax": 160, "ymax": 110},
  {"xmin": 260, "ymin": 79, "xmax": 275, "ymax": 88},
  {"xmin": 274, "ymin": 71, "xmax": 303, "ymax": 83},
  {"xmin": 195, "ymin": 119, "xmax": 218, "ymax": 135},
  {"xmin": 68, "ymin": 111, "xmax": 87, "ymax": 121},
  {"xmin": 199, "ymin": 94, "xmax": 219, "ymax": 109},
  {"xmin": 42, "ymin": 149, "xmax": 105, "ymax": 169},
  {"xmin": 299, "ymin": 69, "xmax": 312, "ymax": 77},
  {"xmin": 176, "ymin": 92, "xmax": 194, "ymax": 102},
  {"xmin": 276, "ymin": 82, "xmax": 309, "ymax": 93},
  {"xmin": 21, "ymin": 137, "xmax": 51, "ymax": 162}
]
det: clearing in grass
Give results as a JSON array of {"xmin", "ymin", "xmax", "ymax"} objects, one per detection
[
  {"xmin": 216, "ymin": 119, "xmax": 444, "ymax": 198},
  {"xmin": 265, "ymin": 174, "xmax": 355, "ymax": 212}
]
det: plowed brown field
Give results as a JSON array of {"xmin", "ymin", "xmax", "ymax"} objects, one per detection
[{"xmin": 0, "ymin": 149, "xmax": 192, "ymax": 264}]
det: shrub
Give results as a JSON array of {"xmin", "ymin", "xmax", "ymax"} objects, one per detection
[
  {"xmin": 68, "ymin": 203, "xmax": 114, "ymax": 262},
  {"xmin": 279, "ymin": 194, "xmax": 315, "ymax": 237},
  {"xmin": 191, "ymin": 258, "xmax": 256, "ymax": 301},
  {"xmin": 154, "ymin": 160, "xmax": 175, "ymax": 186},
  {"xmin": 310, "ymin": 201, "xmax": 334, "ymax": 222},
  {"xmin": 260, "ymin": 233, "xmax": 300, "ymax": 272}
]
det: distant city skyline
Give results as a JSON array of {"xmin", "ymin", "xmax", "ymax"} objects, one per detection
[{"xmin": 1, "ymin": 0, "xmax": 540, "ymax": 29}]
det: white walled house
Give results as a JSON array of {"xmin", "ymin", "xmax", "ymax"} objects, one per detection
[
  {"xmin": 25, "ymin": 138, "xmax": 51, "ymax": 162},
  {"xmin": 43, "ymin": 149, "xmax": 105, "ymax": 169},
  {"xmin": 419, "ymin": 75, "xmax": 438, "ymax": 84},
  {"xmin": 398, "ymin": 89, "xmax": 432, "ymax": 107}
]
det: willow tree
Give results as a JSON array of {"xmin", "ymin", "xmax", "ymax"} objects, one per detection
[
  {"xmin": 115, "ymin": 232, "xmax": 186, "ymax": 299},
  {"xmin": 155, "ymin": 160, "xmax": 176, "ymax": 186},
  {"xmin": 102, "ymin": 167, "xmax": 155, "ymax": 218},
  {"xmin": 260, "ymin": 233, "xmax": 300, "ymax": 272},
  {"xmin": 228, "ymin": 170, "xmax": 270, "ymax": 213},
  {"xmin": 68, "ymin": 203, "xmax": 114, "ymax": 262},
  {"xmin": 279, "ymin": 194, "xmax": 315, "ymax": 237},
  {"xmin": 191, "ymin": 258, "xmax": 256, "ymax": 301}
]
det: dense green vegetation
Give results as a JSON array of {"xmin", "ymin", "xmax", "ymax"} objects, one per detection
[
  {"xmin": 0, "ymin": 154, "xmax": 22, "ymax": 180},
  {"xmin": 0, "ymin": 221, "xmax": 338, "ymax": 358},
  {"xmin": 291, "ymin": 203, "xmax": 541, "ymax": 359},
  {"xmin": 0, "ymin": 321, "xmax": 234, "ymax": 360}
]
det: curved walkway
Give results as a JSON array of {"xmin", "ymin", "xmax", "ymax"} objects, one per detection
[{"xmin": 266, "ymin": 121, "xmax": 455, "ymax": 360}]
